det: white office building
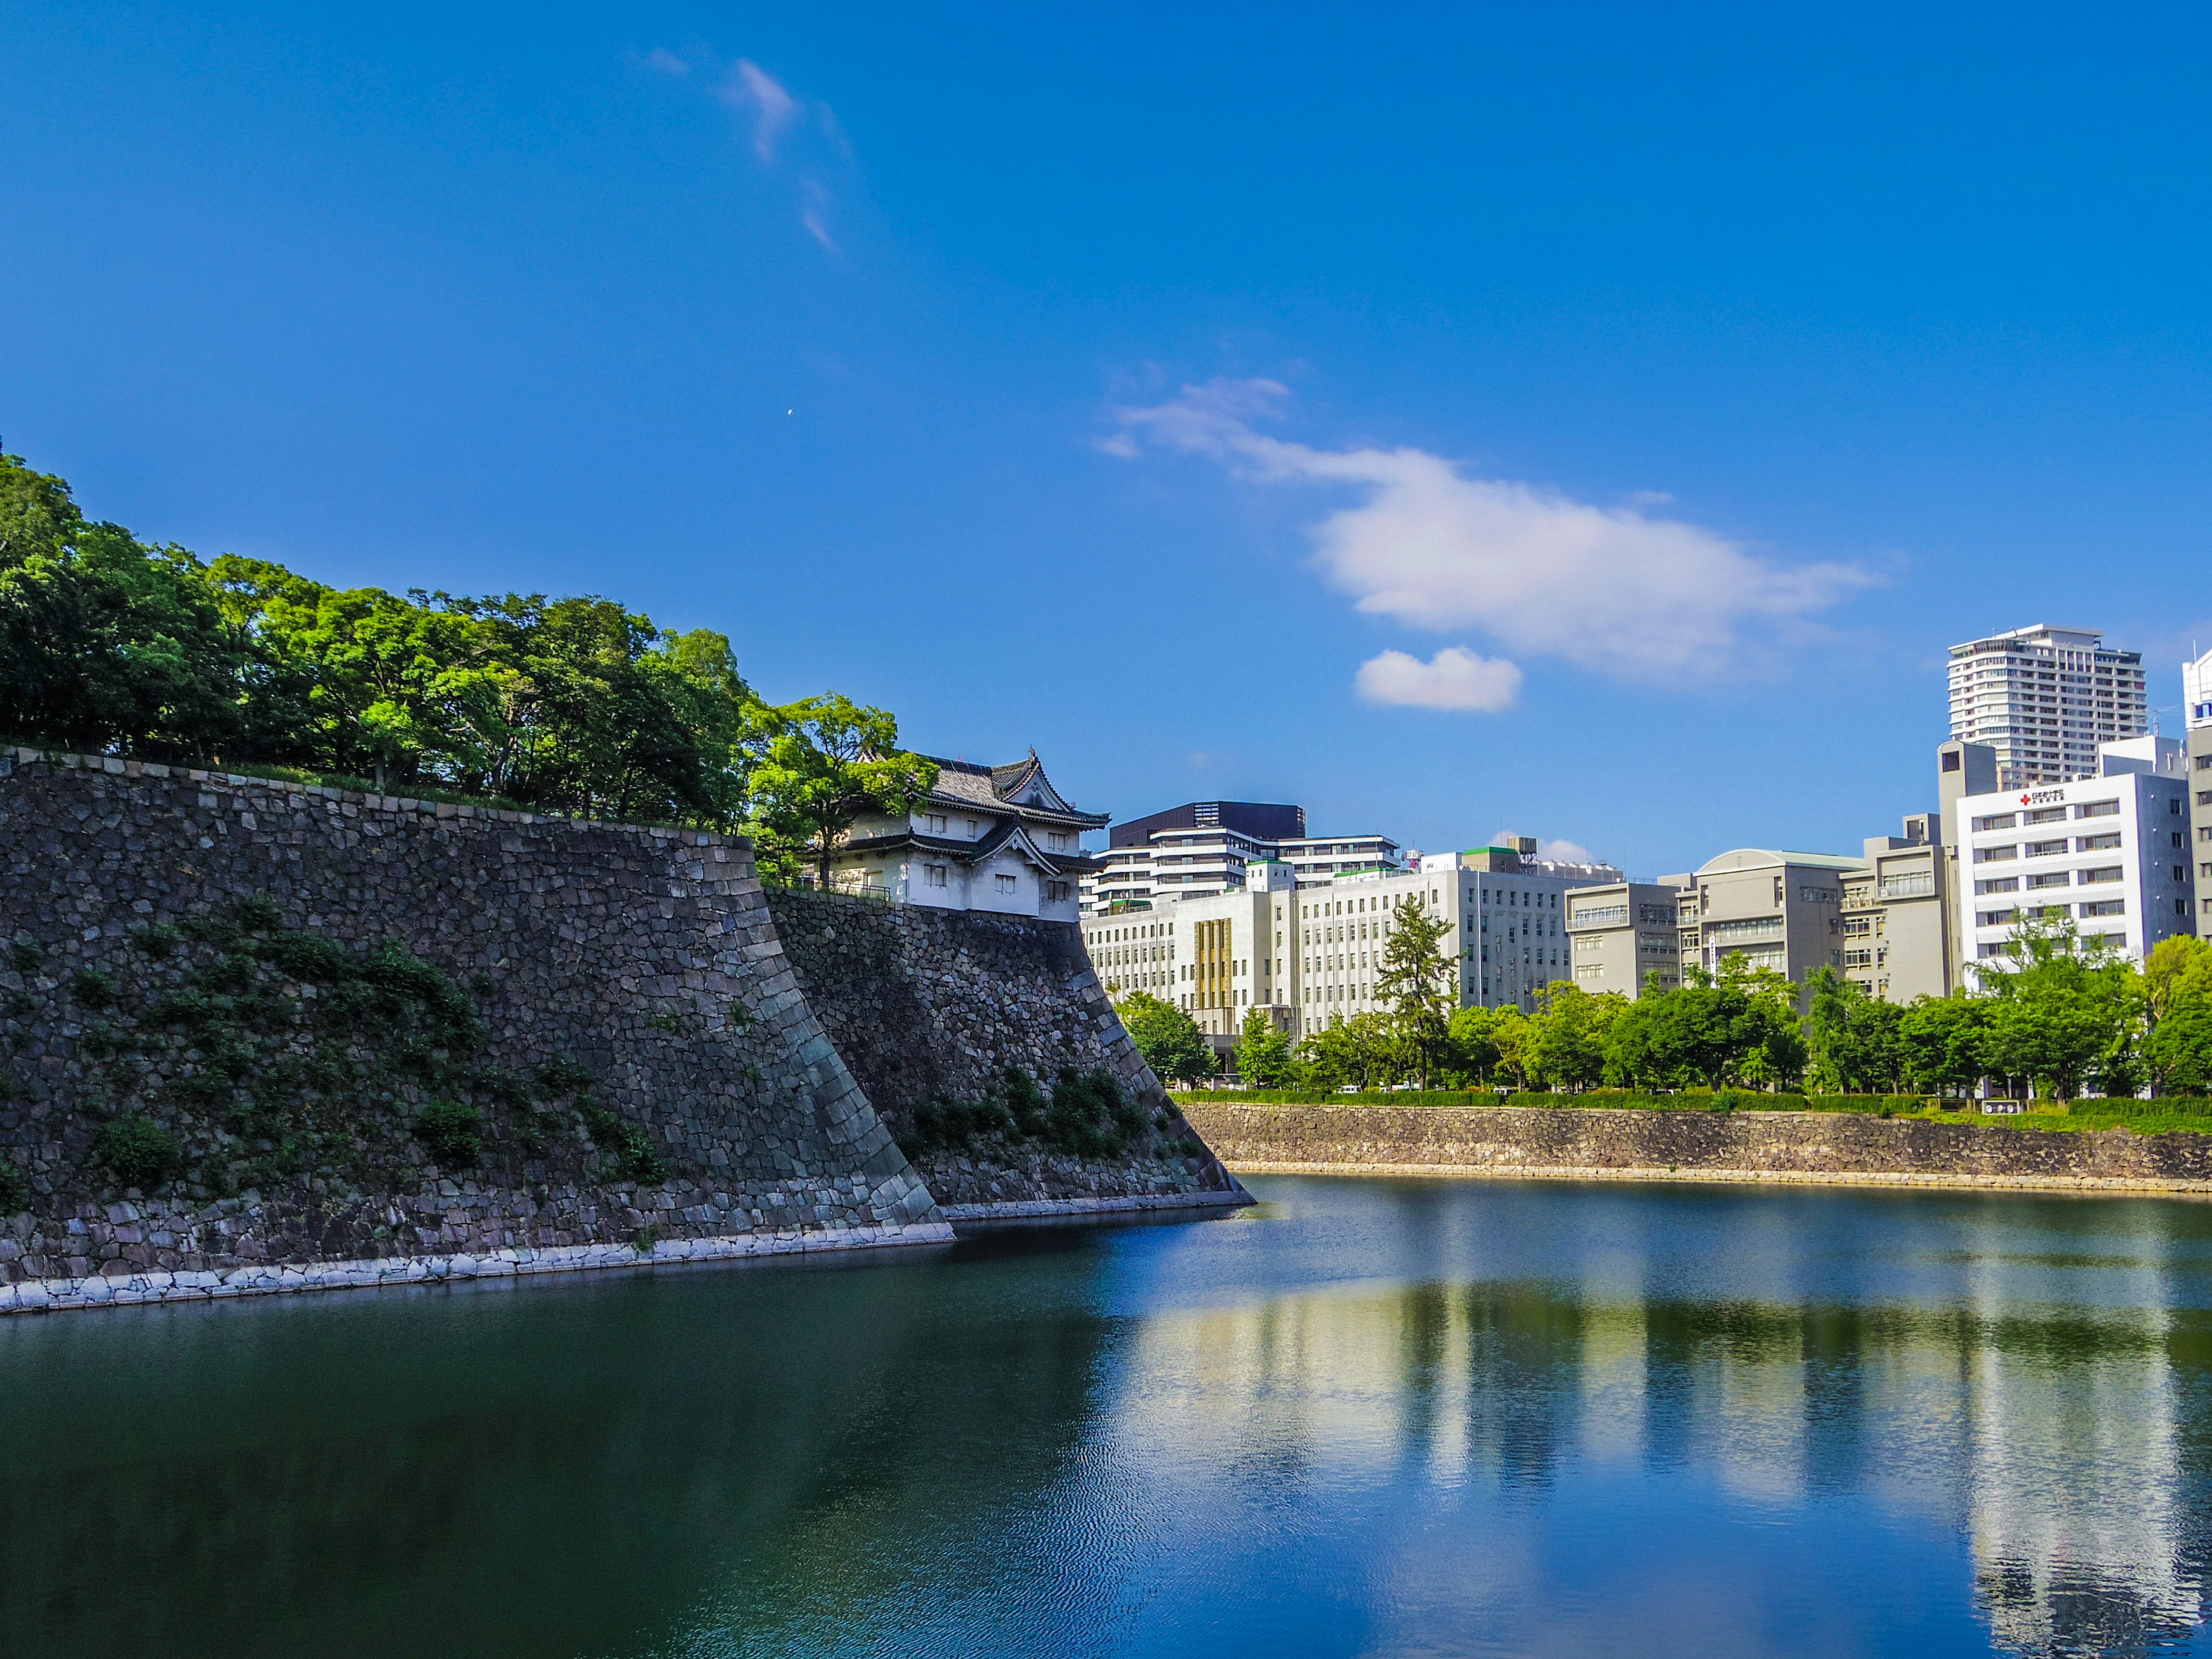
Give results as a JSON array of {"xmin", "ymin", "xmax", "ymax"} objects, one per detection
[
  {"xmin": 1946, "ymin": 624, "xmax": 2149, "ymax": 789},
  {"xmin": 1080, "ymin": 840, "xmax": 1616, "ymax": 1048},
  {"xmin": 2190, "ymin": 648, "xmax": 2212, "ymax": 936},
  {"xmin": 1080, "ymin": 798, "xmax": 1406, "ymax": 914},
  {"xmin": 1951, "ymin": 737, "xmax": 2195, "ymax": 970}
]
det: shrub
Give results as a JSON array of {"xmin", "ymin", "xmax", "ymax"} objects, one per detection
[
  {"xmin": 413, "ymin": 1099, "xmax": 484, "ymax": 1169},
  {"xmin": 577, "ymin": 1098, "xmax": 666, "ymax": 1184},
  {"xmin": 69, "ymin": 967, "xmax": 119, "ymax": 1009},
  {"xmin": 0, "ymin": 1155, "xmax": 25, "ymax": 1214},
  {"xmin": 904, "ymin": 1094, "xmax": 1016, "ymax": 1157},
  {"xmin": 9, "ymin": 938, "xmax": 43, "ymax": 972},
  {"xmin": 95, "ymin": 1114, "xmax": 180, "ymax": 1191}
]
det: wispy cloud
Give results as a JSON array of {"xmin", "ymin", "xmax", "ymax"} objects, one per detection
[
  {"xmin": 1355, "ymin": 646, "xmax": 1521, "ymax": 712},
  {"xmin": 645, "ymin": 47, "xmax": 839, "ymax": 249},
  {"xmin": 717, "ymin": 59, "xmax": 800, "ymax": 160},
  {"xmin": 1109, "ymin": 378, "xmax": 1874, "ymax": 692}
]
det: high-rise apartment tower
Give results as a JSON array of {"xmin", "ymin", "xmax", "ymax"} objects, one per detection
[{"xmin": 1946, "ymin": 625, "xmax": 2147, "ymax": 789}]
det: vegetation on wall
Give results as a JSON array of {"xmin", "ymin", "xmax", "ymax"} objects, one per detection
[
  {"xmin": 0, "ymin": 448, "xmax": 935, "ymax": 874},
  {"xmin": 1, "ymin": 897, "xmax": 672, "ymax": 1198},
  {"xmin": 900, "ymin": 1065, "xmax": 1168, "ymax": 1162}
]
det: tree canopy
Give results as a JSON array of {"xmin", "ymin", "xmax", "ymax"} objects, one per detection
[{"xmin": 0, "ymin": 448, "xmax": 935, "ymax": 877}]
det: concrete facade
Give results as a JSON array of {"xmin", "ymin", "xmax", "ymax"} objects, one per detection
[
  {"xmin": 1840, "ymin": 813, "xmax": 1955, "ymax": 1003},
  {"xmin": 1678, "ymin": 849, "xmax": 1863, "ymax": 995},
  {"xmin": 1563, "ymin": 881, "xmax": 1683, "ymax": 998},
  {"xmin": 1951, "ymin": 740, "xmax": 2196, "ymax": 971}
]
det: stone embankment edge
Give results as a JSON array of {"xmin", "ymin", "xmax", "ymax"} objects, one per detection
[
  {"xmin": 1213, "ymin": 1160, "xmax": 2212, "ymax": 1198},
  {"xmin": 1180, "ymin": 1101, "xmax": 2212, "ymax": 1201},
  {"xmin": 0, "ymin": 1220, "xmax": 956, "ymax": 1315},
  {"xmin": 939, "ymin": 1190, "xmax": 1255, "ymax": 1225}
]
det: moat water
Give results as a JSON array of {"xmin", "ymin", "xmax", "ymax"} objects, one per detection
[{"xmin": 8, "ymin": 1176, "xmax": 2212, "ymax": 1658}]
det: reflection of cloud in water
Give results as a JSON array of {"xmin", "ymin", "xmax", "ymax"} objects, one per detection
[{"xmin": 1111, "ymin": 1277, "xmax": 2203, "ymax": 1657}]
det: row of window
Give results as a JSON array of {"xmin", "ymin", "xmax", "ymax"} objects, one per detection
[{"xmin": 1973, "ymin": 801, "xmax": 2120, "ymax": 832}]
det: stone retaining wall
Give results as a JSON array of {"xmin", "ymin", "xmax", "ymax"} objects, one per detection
[
  {"xmin": 766, "ymin": 892, "xmax": 1245, "ymax": 1210},
  {"xmin": 1180, "ymin": 1100, "xmax": 2212, "ymax": 1194},
  {"xmin": 0, "ymin": 751, "xmax": 944, "ymax": 1313}
]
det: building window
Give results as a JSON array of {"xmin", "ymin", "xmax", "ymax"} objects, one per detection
[
  {"xmin": 1974, "ymin": 846, "xmax": 2018, "ymax": 863},
  {"xmin": 2075, "ymin": 833, "xmax": 2122, "ymax": 852},
  {"xmin": 1975, "ymin": 813, "xmax": 2018, "ymax": 831},
  {"xmin": 1975, "ymin": 877, "xmax": 2019, "ymax": 895},
  {"xmin": 923, "ymin": 865, "xmax": 948, "ymax": 888},
  {"xmin": 2078, "ymin": 899, "xmax": 2126, "ymax": 918},
  {"xmin": 2078, "ymin": 866, "xmax": 2123, "ymax": 885},
  {"xmin": 994, "ymin": 873, "xmax": 1018, "ymax": 894},
  {"xmin": 2075, "ymin": 800, "xmax": 2120, "ymax": 819},
  {"xmin": 925, "ymin": 814, "xmax": 948, "ymax": 835},
  {"xmin": 1047, "ymin": 831, "xmax": 1071, "ymax": 851},
  {"xmin": 2025, "ymin": 872, "xmax": 2069, "ymax": 890},
  {"xmin": 1046, "ymin": 880, "xmax": 1071, "ymax": 902}
]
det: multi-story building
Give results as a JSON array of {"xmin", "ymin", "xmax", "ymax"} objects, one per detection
[
  {"xmin": 1563, "ymin": 882, "xmax": 1683, "ymax": 998},
  {"xmin": 1079, "ymin": 842, "xmax": 1614, "ymax": 1049},
  {"xmin": 1080, "ymin": 798, "xmax": 1406, "ymax": 914},
  {"xmin": 827, "ymin": 751, "xmax": 1104, "ymax": 921},
  {"xmin": 1839, "ymin": 813, "xmax": 1955, "ymax": 1003},
  {"xmin": 1950, "ymin": 737, "xmax": 2195, "ymax": 971},
  {"xmin": 1946, "ymin": 624, "xmax": 2149, "ymax": 789},
  {"xmin": 2189, "ymin": 648, "xmax": 2212, "ymax": 937},
  {"xmin": 1676, "ymin": 850, "xmax": 1867, "ymax": 995}
]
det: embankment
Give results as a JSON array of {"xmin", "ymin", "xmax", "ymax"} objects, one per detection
[
  {"xmin": 1180, "ymin": 1100, "xmax": 2212, "ymax": 1195},
  {"xmin": 766, "ymin": 891, "xmax": 1244, "ymax": 1217},
  {"xmin": 0, "ymin": 751, "xmax": 945, "ymax": 1313}
]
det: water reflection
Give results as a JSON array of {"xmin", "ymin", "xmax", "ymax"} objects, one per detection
[{"xmin": 6, "ymin": 1179, "xmax": 2212, "ymax": 1657}]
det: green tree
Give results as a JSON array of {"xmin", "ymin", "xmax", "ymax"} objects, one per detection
[
  {"xmin": 1490, "ymin": 1005, "xmax": 1535, "ymax": 1088},
  {"xmin": 1235, "ymin": 1007, "xmax": 1301, "ymax": 1088},
  {"xmin": 1374, "ymin": 896, "xmax": 1456, "ymax": 1086},
  {"xmin": 1116, "ymin": 991, "xmax": 1213, "ymax": 1084},
  {"xmin": 1972, "ymin": 912, "xmax": 2132, "ymax": 1099},
  {"xmin": 2142, "ymin": 937, "xmax": 2212, "ymax": 1096},
  {"xmin": 1298, "ymin": 1012, "xmax": 1396, "ymax": 1090},
  {"xmin": 1525, "ymin": 980, "xmax": 1628, "ymax": 1091},
  {"xmin": 1803, "ymin": 968, "xmax": 1906, "ymax": 1093},
  {"xmin": 1444, "ymin": 1005, "xmax": 1501, "ymax": 1086},
  {"xmin": 1896, "ymin": 994, "xmax": 1990, "ymax": 1097},
  {"xmin": 1, "ymin": 452, "xmax": 253, "ymax": 762},
  {"xmin": 746, "ymin": 693, "xmax": 940, "ymax": 887}
]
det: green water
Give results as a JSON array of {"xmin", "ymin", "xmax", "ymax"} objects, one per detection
[{"xmin": 6, "ymin": 1175, "xmax": 2212, "ymax": 1657}]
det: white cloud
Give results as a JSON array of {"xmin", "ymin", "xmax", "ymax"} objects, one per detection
[
  {"xmin": 1355, "ymin": 647, "xmax": 1521, "ymax": 712},
  {"xmin": 718, "ymin": 59, "xmax": 800, "ymax": 159},
  {"xmin": 1111, "ymin": 378, "xmax": 1873, "ymax": 684},
  {"xmin": 645, "ymin": 47, "xmax": 689, "ymax": 76}
]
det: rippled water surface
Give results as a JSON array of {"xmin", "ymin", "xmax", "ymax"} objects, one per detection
[{"xmin": 9, "ymin": 1176, "xmax": 2212, "ymax": 1657}]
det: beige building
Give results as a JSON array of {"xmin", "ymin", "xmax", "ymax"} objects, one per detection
[
  {"xmin": 1677, "ymin": 849, "xmax": 1863, "ymax": 997},
  {"xmin": 1839, "ymin": 813, "xmax": 1955, "ymax": 1003},
  {"xmin": 1563, "ymin": 882, "xmax": 1683, "ymax": 998}
]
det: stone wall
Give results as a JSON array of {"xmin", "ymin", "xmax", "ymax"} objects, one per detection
[
  {"xmin": 0, "ymin": 751, "xmax": 945, "ymax": 1312},
  {"xmin": 766, "ymin": 891, "xmax": 1243, "ymax": 1210},
  {"xmin": 1181, "ymin": 1100, "xmax": 2212, "ymax": 1194}
]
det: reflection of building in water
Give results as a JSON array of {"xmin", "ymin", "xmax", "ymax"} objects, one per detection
[
  {"xmin": 1111, "ymin": 1271, "xmax": 2207, "ymax": 1657},
  {"xmin": 1965, "ymin": 1313, "xmax": 2198, "ymax": 1657}
]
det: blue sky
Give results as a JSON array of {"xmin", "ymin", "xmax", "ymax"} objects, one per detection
[{"xmin": 5, "ymin": 4, "xmax": 2210, "ymax": 876}]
